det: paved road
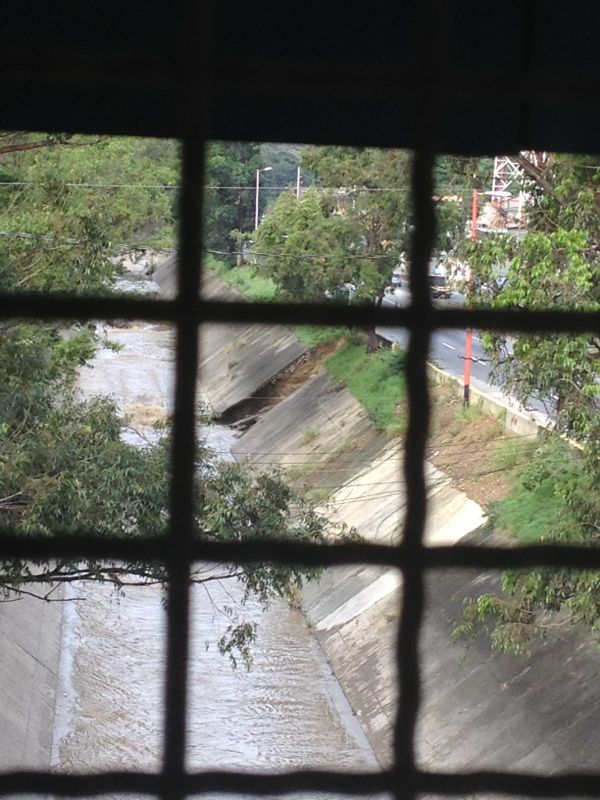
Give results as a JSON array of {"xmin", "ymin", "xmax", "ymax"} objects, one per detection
[
  {"xmin": 378, "ymin": 289, "xmax": 550, "ymax": 420},
  {"xmin": 378, "ymin": 290, "xmax": 492, "ymax": 384}
]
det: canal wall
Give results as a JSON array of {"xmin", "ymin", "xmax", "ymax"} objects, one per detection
[
  {"xmin": 8, "ymin": 262, "xmax": 595, "ymax": 776},
  {"xmin": 233, "ymin": 368, "xmax": 485, "ymax": 549},
  {"xmin": 153, "ymin": 259, "xmax": 307, "ymax": 416},
  {"xmin": 234, "ymin": 358, "xmax": 600, "ymax": 776},
  {"xmin": 0, "ymin": 589, "xmax": 63, "ymax": 770},
  {"xmin": 303, "ymin": 534, "xmax": 600, "ymax": 775}
]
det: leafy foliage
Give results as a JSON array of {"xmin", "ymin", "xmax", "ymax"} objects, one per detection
[
  {"xmin": 0, "ymin": 135, "xmax": 179, "ymax": 293},
  {"xmin": 252, "ymin": 188, "xmax": 363, "ymax": 300},
  {"xmin": 204, "ymin": 142, "xmax": 261, "ymax": 258},
  {"xmin": 252, "ymin": 146, "xmax": 477, "ymax": 303},
  {"xmin": 0, "ymin": 134, "xmax": 337, "ymax": 668},
  {"xmin": 454, "ymin": 154, "xmax": 600, "ymax": 656}
]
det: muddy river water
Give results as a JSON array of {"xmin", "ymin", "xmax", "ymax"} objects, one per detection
[{"xmin": 51, "ymin": 272, "xmax": 378, "ymax": 792}]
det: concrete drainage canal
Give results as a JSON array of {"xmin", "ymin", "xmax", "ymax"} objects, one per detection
[{"xmin": 49, "ymin": 266, "xmax": 379, "ymax": 789}]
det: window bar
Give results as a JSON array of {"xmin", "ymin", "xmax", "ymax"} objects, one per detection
[
  {"xmin": 162, "ymin": 138, "xmax": 205, "ymax": 799},
  {"xmin": 393, "ymin": 145, "xmax": 436, "ymax": 800},
  {"xmin": 393, "ymin": 2, "xmax": 443, "ymax": 798}
]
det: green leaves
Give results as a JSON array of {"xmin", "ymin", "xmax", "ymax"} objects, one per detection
[
  {"xmin": 455, "ymin": 153, "xmax": 600, "ymax": 657},
  {"xmin": 253, "ymin": 188, "xmax": 361, "ymax": 301}
]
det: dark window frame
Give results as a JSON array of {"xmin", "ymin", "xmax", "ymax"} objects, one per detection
[{"xmin": 1, "ymin": 41, "xmax": 600, "ymax": 799}]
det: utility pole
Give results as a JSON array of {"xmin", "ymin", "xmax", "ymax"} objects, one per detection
[
  {"xmin": 296, "ymin": 167, "xmax": 301, "ymax": 200},
  {"xmin": 463, "ymin": 189, "xmax": 478, "ymax": 406},
  {"xmin": 254, "ymin": 166, "xmax": 272, "ymax": 230}
]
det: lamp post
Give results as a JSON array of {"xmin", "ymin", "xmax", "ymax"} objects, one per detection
[{"xmin": 255, "ymin": 166, "xmax": 273, "ymax": 230}]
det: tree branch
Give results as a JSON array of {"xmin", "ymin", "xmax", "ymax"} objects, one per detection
[
  {"xmin": 515, "ymin": 154, "xmax": 564, "ymax": 205},
  {"xmin": 0, "ymin": 140, "xmax": 52, "ymax": 156}
]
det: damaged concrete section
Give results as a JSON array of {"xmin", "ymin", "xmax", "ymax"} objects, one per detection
[{"xmin": 153, "ymin": 261, "xmax": 307, "ymax": 416}]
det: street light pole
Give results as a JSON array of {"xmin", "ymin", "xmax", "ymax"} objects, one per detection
[
  {"xmin": 463, "ymin": 189, "xmax": 478, "ymax": 406},
  {"xmin": 254, "ymin": 166, "xmax": 273, "ymax": 230}
]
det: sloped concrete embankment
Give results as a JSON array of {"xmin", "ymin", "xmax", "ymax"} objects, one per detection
[
  {"xmin": 152, "ymin": 260, "xmax": 307, "ymax": 416},
  {"xmin": 235, "ymin": 368, "xmax": 600, "ymax": 778},
  {"xmin": 234, "ymin": 369, "xmax": 487, "ymax": 766},
  {"xmin": 0, "ymin": 591, "xmax": 63, "ymax": 770},
  {"xmin": 83, "ymin": 262, "xmax": 306, "ymax": 425},
  {"xmin": 305, "ymin": 545, "xmax": 600, "ymax": 777}
]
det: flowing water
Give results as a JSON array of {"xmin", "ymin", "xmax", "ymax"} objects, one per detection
[
  {"xmin": 53, "ymin": 580, "xmax": 377, "ymax": 781},
  {"xmin": 51, "ymin": 269, "xmax": 379, "ymax": 793}
]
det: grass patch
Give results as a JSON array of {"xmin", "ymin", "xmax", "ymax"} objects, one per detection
[
  {"xmin": 493, "ymin": 475, "xmax": 565, "ymax": 545},
  {"xmin": 493, "ymin": 436, "xmax": 539, "ymax": 472},
  {"xmin": 491, "ymin": 441, "xmax": 581, "ymax": 545},
  {"xmin": 294, "ymin": 326, "xmax": 348, "ymax": 348},
  {"xmin": 325, "ymin": 342, "xmax": 406, "ymax": 431},
  {"xmin": 301, "ymin": 427, "xmax": 319, "ymax": 445},
  {"xmin": 455, "ymin": 402, "xmax": 486, "ymax": 425},
  {"xmin": 207, "ymin": 257, "xmax": 278, "ymax": 303}
]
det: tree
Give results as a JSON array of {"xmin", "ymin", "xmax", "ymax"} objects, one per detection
[
  {"xmin": 204, "ymin": 142, "xmax": 261, "ymax": 258},
  {"xmin": 0, "ymin": 134, "xmax": 339, "ymax": 667},
  {"xmin": 0, "ymin": 134, "xmax": 179, "ymax": 267},
  {"xmin": 301, "ymin": 146, "xmax": 412, "ymax": 289},
  {"xmin": 252, "ymin": 188, "xmax": 363, "ymax": 301},
  {"xmin": 252, "ymin": 146, "xmax": 479, "ymax": 305},
  {"xmin": 453, "ymin": 154, "xmax": 600, "ymax": 656}
]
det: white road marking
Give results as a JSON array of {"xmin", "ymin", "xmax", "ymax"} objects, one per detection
[{"xmin": 441, "ymin": 342, "xmax": 456, "ymax": 350}]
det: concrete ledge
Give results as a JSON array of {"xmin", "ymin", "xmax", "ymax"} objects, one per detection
[{"xmin": 427, "ymin": 361, "xmax": 546, "ymax": 439}]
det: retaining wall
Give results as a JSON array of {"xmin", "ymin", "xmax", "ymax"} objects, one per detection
[
  {"xmin": 235, "ymin": 359, "xmax": 600, "ymax": 781},
  {"xmin": 0, "ymin": 590, "xmax": 63, "ymax": 770},
  {"xmin": 153, "ymin": 260, "xmax": 307, "ymax": 415},
  {"xmin": 427, "ymin": 361, "xmax": 546, "ymax": 439},
  {"xmin": 303, "ymin": 531, "xmax": 600, "ymax": 779}
]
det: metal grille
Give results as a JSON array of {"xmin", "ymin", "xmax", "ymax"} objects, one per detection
[{"xmin": 2, "ymin": 9, "xmax": 600, "ymax": 800}]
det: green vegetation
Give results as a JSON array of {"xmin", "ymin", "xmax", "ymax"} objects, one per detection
[
  {"xmin": 493, "ymin": 474, "xmax": 564, "ymax": 546},
  {"xmin": 301, "ymin": 428, "xmax": 319, "ymax": 445},
  {"xmin": 452, "ymin": 154, "xmax": 600, "ymax": 657},
  {"xmin": 0, "ymin": 133, "xmax": 341, "ymax": 668},
  {"xmin": 493, "ymin": 437, "xmax": 539, "ymax": 472},
  {"xmin": 207, "ymin": 255, "xmax": 350, "ymax": 348},
  {"xmin": 204, "ymin": 141, "xmax": 261, "ymax": 259},
  {"xmin": 207, "ymin": 256, "xmax": 278, "ymax": 302},
  {"xmin": 294, "ymin": 326, "xmax": 348, "ymax": 348},
  {"xmin": 252, "ymin": 188, "xmax": 364, "ymax": 301},
  {"xmin": 325, "ymin": 341, "xmax": 406, "ymax": 433},
  {"xmin": 454, "ymin": 402, "xmax": 486, "ymax": 425}
]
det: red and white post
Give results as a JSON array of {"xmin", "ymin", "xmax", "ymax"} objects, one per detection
[{"xmin": 463, "ymin": 189, "xmax": 478, "ymax": 406}]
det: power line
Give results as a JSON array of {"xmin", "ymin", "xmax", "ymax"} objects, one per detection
[
  {"xmin": 0, "ymin": 232, "xmax": 401, "ymax": 261},
  {"xmin": 208, "ymin": 247, "xmax": 399, "ymax": 261},
  {"xmin": 230, "ymin": 431, "xmax": 539, "ymax": 460},
  {"xmin": 0, "ymin": 181, "xmax": 421, "ymax": 193}
]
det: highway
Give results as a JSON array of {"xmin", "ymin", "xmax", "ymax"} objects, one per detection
[
  {"xmin": 378, "ymin": 290, "xmax": 492, "ymax": 384},
  {"xmin": 377, "ymin": 289, "xmax": 550, "ymax": 421}
]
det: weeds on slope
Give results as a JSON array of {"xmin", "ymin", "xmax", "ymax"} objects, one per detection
[{"xmin": 325, "ymin": 339, "xmax": 406, "ymax": 435}]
